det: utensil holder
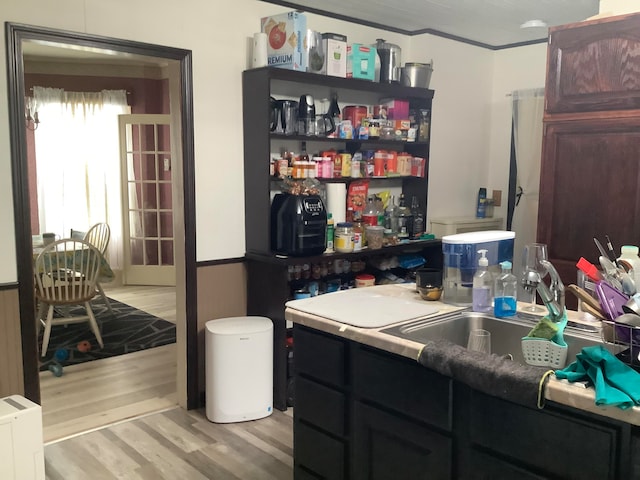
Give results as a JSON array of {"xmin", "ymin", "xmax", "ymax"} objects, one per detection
[{"xmin": 521, "ymin": 337, "xmax": 568, "ymax": 368}]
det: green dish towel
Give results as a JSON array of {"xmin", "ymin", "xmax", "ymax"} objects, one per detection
[{"xmin": 555, "ymin": 345, "xmax": 640, "ymax": 410}]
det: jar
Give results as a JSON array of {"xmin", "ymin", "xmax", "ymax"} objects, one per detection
[
  {"xmin": 355, "ymin": 274, "xmax": 375, "ymax": 288},
  {"xmin": 335, "ymin": 222, "xmax": 354, "ymax": 253}
]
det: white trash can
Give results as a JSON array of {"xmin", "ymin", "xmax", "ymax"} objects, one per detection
[{"xmin": 205, "ymin": 316, "xmax": 273, "ymax": 423}]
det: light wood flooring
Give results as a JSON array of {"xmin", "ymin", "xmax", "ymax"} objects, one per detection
[
  {"xmin": 44, "ymin": 406, "xmax": 294, "ymax": 480},
  {"xmin": 40, "ymin": 285, "xmax": 178, "ymax": 443}
]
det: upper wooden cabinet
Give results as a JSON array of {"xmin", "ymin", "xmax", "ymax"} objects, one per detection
[{"xmin": 546, "ymin": 12, "xmax": 640, "ymax": 114}]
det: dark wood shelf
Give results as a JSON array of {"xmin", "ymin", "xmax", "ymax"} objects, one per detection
[
  {"xmin": 269, "ymin": 133, "xmax": 429, "ymax": 148},
  {"xmin": 246, "ymin": 239, "xmax": 442, "ymax": 265}
]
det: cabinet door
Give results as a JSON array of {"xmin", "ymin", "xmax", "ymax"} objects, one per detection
[
  {"xmin": 352, "ymin": 402, "xmax": 452, "ymax": 480},
  {"xmin": 546, "ymin": 13, "xmax": 640, "ymax": 114},
  {"xmin": 537, "ymin": 116, "xmax": 640, "ymax": 305}
]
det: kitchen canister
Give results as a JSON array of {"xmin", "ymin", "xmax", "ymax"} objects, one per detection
[{"xmin": 252, "ymin": 32, "xmax": 268, "ymax": 68}]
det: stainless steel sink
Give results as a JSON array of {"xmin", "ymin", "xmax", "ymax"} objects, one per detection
[{"xmin": 381, "ymin": 310, "xmax": 612, "ymax": 365}]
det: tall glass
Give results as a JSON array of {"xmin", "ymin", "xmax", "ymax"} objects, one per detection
[{"xmin": 522, "ymin": 243, "xmax": 548, "ymax": 313}]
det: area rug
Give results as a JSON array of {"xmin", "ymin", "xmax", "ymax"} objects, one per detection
[{"xmin": 38, "ymin": 298, "xmax": 176, "ymax": 372}]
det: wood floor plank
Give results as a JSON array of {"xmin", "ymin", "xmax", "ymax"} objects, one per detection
[
  {"xmin": 44, "ymin": 406, "xmax": 294, "ymax": 480},
  {"xmin": 108, "ymin": 421, "xmax": 210, "ymax": 480}
]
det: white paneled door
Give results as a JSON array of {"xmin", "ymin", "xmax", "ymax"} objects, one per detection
[{"xmin": 119, "ymin": 114, "xmax": 175, "ymax": 286}]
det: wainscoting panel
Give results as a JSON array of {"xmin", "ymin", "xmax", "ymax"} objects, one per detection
[
  {"xmin": 196, "ymin": 262, "xmax": 247, "ymax": 398},
  {"xmin": 0, "ymin": 288, "xmax": 24, "ymax": 396}
]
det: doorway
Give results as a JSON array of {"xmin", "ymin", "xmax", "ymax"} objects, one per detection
[{"xmin": 5, "ymin": 24, "xmax": 198, "ymax": 419}]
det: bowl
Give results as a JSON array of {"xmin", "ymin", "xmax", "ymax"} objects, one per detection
[{"xmin": 418, "ymin": 285, "xmax": 443, "ymax": 301}]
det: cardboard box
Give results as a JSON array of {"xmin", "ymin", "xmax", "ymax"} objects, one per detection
[
  {"xmin": 260, "ymin": 11, "xmax": 307, "ymax": 71},
  {"xmin": 322, "ymin": 33, "xmax": 347, "ymax": 77},
  {"xmin": 347, "ymin": 44, "xmax": 376, "ymax": 81},
  {"xmin": 380, "ymin": 98, "xmax": 409, "ymax": 119}
]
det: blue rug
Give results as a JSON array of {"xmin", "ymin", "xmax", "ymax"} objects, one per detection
[{"xmin": 38, "ymin": 298, "xmax": 176, "ymax": 372}]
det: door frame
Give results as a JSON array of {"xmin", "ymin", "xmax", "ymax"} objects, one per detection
[{"xmin": 5, "ymin": 22, "xmax": 199, "ymax": 409}]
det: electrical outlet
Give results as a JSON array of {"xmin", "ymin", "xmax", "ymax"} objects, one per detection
[{"xmin": 492, "ymin": 190, "xmax": 502, "ymax": 207}]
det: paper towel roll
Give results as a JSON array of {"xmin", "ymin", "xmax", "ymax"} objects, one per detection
[
  {"xmin": 326, "ymin": 183, "xmax": 347, "ymax": 224},
  {"xmin": 252, "ymin": 32, "xmax": 268, "ymax": 68}
]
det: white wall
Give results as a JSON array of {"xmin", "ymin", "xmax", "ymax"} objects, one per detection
[{"xmin": 0, "ymin": 0, "xmax": 550, "ymax": 283}]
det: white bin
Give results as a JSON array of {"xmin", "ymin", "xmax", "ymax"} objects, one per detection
[{"xmin": 205, "ymin": 316, "xmax": 273, "ymax": 423}]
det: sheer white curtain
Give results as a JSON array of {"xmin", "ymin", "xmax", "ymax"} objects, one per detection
[
  {"xmin": 510, "ymin": 88, "xmax": 545, "ymax": 286},
  {"xmin": 33, "ymin": 87, "xmax": 128, "ymax": 269}
]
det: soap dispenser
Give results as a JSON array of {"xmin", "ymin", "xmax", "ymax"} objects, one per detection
[
  {"xmin": 494, "ymin": 260, "xmax": 517, "ymax": 318},
  {"xmin": 472, "ymin": 249, "xmax": 493, "ymax": 313}
]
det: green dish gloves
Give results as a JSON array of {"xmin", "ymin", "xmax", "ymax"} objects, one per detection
[{"xmin": 555, "ymin": 345, "xmax": 640, "ymax": 410}]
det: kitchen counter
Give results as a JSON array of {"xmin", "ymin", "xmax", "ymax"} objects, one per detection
[{"xmin": 285, "ymin": 283, "xmax": 640, "ymax": 426}]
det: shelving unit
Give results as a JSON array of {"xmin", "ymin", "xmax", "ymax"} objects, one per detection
[{"xmin": 242, "ymin": 67, "xmax": 439, "ymax": 410}]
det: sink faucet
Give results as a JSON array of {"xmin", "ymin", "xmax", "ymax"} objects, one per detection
[{"xmin": 521, "ymin": 259, "xmax": 565, "ymax": 322}]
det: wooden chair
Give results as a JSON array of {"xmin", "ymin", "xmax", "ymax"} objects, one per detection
[
  {"xmin": 84, "ymin": 222, "xmax": 113, "ymax": 315},
  {"xmin": 34, "ymin": 239, "xmax": 104, "ymax": 357}
]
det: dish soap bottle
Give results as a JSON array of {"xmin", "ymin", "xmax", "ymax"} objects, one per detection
[
  {"xmin": 472, "ymin": 249, "xmax": 493, "ymax": 313},
  {"xmin": 494, "ymin": 260, "xmax": 517, "ymax": 318}
]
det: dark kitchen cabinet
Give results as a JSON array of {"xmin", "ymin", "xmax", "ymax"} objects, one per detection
[
  {"xmin": 242, "ymin": 67, "xmax": 440, "ymax": 410},
  {"xmin": 293, "ymin": 324, "xmax": 636, "ymax": 479},
  {"xmin": 539, "ymin": 12, "xmax": 640, "ymax": 308}
]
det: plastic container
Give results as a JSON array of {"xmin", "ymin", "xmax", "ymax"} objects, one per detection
[
  {"xmin": 472, "ymin": 249, "xmax": 493, "ymax": 313},
  {"xmin": 365, "ymin": 225, "xmax": 384, "ymax": 249},
  {"xmin": 494, "ymin": 261, "xmax": 517, "ymax": 318},
  {"xmin": 355, "ymin": 274, "xmax": 375, "ymax": 287},
  {"xmin": 442, "ymin": 230, "xmax": 515, "ymax": 306},
  {"xmin": 335, "ymin": 222, "xmax": 354, "ymax": 253},
  {"xmin": 618, "ymin": 245, "xmax": 640, "ymax": 287}
]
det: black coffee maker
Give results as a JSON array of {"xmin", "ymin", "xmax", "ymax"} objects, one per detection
[
  {"xmin": 298, "ymin": 94, "xmax": 316, "ymax": 136},
  {"xmin": 271, "ymin": 193, "xmax": 327, "ymax": 256}
]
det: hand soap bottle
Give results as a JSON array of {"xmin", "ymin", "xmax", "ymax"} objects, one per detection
[
  {"xmin": 472, "ymin": 249, "xmax": 493, "ymax": 313},
  {"xmin": 494, "ymin": 260, "xmax": 517, "ymax": 318}
]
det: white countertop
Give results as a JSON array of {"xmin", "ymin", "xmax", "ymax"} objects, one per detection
[{"xmin": 285, "ymin": 284, "xmax": 640, "ymax": 426}]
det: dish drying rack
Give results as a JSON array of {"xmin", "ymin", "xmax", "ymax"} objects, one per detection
[{"xmin": 601, "ymin": 320, "xmax": 640, "ymax": 370}]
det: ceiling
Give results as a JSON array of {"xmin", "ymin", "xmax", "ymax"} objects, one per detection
[{"xmin": 263, "ymin": 0, "xmax": 601, "ymax": 49}]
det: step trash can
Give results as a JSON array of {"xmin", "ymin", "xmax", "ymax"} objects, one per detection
[{"xmin": 205, "ymin": 316, "xmax": 273, "ymax": 423}]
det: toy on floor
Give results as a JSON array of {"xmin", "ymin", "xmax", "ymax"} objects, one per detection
[
  {"xmin": 48, "ymin": 348, "xmax": 69, "ymax": 377},
  {"xmin": 77, "ymin": 340, "xmax": 92, "ymax": 352}
]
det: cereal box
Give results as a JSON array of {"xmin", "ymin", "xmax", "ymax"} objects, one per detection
[{"xmin": 260, "ymin": 11, "xmax": 307, "ymax": 71}]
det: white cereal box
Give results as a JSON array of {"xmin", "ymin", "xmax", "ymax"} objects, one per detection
[{"xmin": 260, "ymin": 11, "xmax": 307, "ymax": 71}]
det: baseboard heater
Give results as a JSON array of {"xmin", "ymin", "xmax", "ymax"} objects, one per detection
[{"xmin": 0, "ymin": 395, "xmax": 45, "ymax": 479}]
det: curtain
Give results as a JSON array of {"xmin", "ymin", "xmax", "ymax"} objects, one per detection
[
  {"xmin": 32, "ymin": 87, "xmax": 129, "ymax": 269},
  {"xmin": 510, "ymin": 88, "xmax": 545, "ymax": 288}
]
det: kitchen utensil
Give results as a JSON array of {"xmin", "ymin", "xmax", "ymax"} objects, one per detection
[
  {"xmin": 315, "ymin": 114, "xmax": 335, "ymax": 136},
  {"xmin": 567, "ymin": 284, "xmax": 606, "ymax": 317},
  {"xmin": 375, "ymin": 39, "xmax": 401, "ymax": 83},
  {"xmin": 269, "ymin": 97, "xmax": 280, "ymax": 132},
  {"xmin": 606, "ymin": 235, "xmax": 620, "ymax": 267},
  {"xmin": 594, "ymin": 237, "xmax": 615, "ymax": 263},
  {"xmin": 298, "ymin": 94, "xmax": 316, "ymax": 135},
  {"xmin": 599, "ymin": 255, "xmax": 635, "ymax": 295},
  {"xmin": 400, "ymin": 61, "xmax": 433, "ymax": 88}
]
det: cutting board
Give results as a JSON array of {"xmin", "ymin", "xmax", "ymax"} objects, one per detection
[{"xmin": 286, "ymin": 288, "xmax": 439, "ymax": 328}]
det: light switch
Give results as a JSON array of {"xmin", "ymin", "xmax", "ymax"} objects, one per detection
[{"xmin": 163, "ymin": 158, "xmax": 170, "ymax": 171}]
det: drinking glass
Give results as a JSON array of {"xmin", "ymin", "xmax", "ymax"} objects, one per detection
[
  {"xmin": 522, "ymin": 243, "xmax": 548, "ymax": 313},
  {"xmin": 467, "ymin": 329, "xmax": 491, "ymax": 354}
]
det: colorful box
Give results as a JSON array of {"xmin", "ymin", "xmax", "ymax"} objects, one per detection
[
  {"xmin": 379, "ymin": 98, "xmax": 409, "ymax": 120},
  {"xmin": 321, "ymin": 33, "xmax": 347, "ymax": 77},
  {"xmin": 347, "ymin": 44, "xmax": 376, "ymax": 81},
  {"xmin": 260, "ymin": 11, "xmax": 307, "ymax": 71}
]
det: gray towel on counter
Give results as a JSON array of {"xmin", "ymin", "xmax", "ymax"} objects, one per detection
[{"xmin": 417, "ymin": 339, "xmax": 553, "ymax": 409}]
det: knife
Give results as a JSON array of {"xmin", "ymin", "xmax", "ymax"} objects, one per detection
[{"xmin": 594, "ymin": 237, "xmax": 615, "ymax": 263}]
